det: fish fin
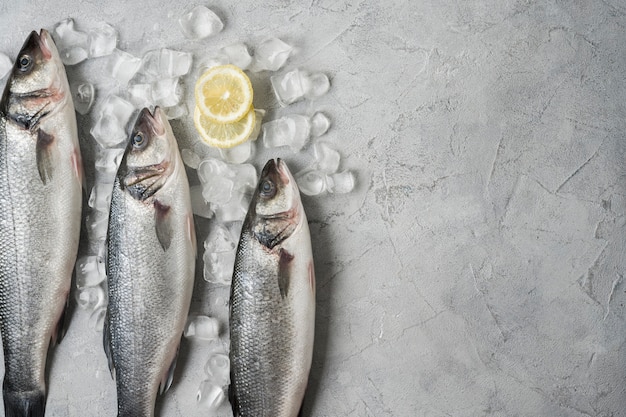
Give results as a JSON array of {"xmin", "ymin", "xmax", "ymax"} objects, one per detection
[
  {"xmin": 103, "ymin": 312, "xmax": 116, "ymax": 380},
  {"xmin": 154, "ymin": 200, "xmax": 172, "ymax": 251},
  {"xmin": 36, "ymin": 129, "xmax": 55, "ymax": 184},
  {"xmin": 159, "ymin": 347, "xmax": 179, "ymax": 395},
  {"xmin": 2, "ymin": 388, "xmax": 46, "ymax": 417},
  {"xmin": 278, "ymin": 248, "xmax": 294, "ymax": 298},
  {"xmin": 228, "ymin": 375, "xmax": 240, "ymax": 417}
]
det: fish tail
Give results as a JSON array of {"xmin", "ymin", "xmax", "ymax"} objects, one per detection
[{"xmin": 2, "ymin": 388, "xmax": 46, "ymax": 417}]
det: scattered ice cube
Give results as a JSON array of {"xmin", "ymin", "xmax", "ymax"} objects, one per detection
[
  {"xmin": 230, "ymin": 164, "xmax": 257, "ymax": 193},
  {"xmin": 59, "ymin": 47, "xmax": 88, "ymax": 66},
  {"xmin": 151, "ymin": 78, "xmax": 182, "ymax": 107},
  {"xmin": 89, "ymin": 306, "xmax": 106, "ymax": 331},
  {"xmin": 197, "ymin": 54, "xmax": 229, "ymax": 75},
  {"xmin": 86, "ymin": 210, "xmax": 109, "ymax": 241},
  {"xmin": 190, "ymin": 185, "xmax": 214, "ymax": 219},
  {"xmin": 141, "ymin": 49, "xmax": 192, "ymax": 79},
  {"xmin": 102, "ymin": 95, "xmax": 135, "ymax": 128},
  {"xmin": 249, "ymin": 109, "xmax": 265, "ymax": 141},
  {"xmin": 77, "ymin": 284, "xmax": 105, "ymax": 310},
  {"xmin": 0, "ymin": 53, "xmax": 12, "ymax": 80},
  {"xmin": 70, "ymin": 81, "xmax": 95, "ymax": 115},
  {"xmin": 197, "ymin": 380, "xmax": 226, "ymax": 410},
  {"xmin": 179, "ymin": 5, "xmax": 224, "ymax": 40},
  {"xmin": 270, "ymin": 69, "xmax": 307, "ymax": 106},
  {"xmin": 219, "ymin": 140, "xmax": 254, "ymax": 164},
  {"xmin": 88, "ymin": 183, "xmax": 113, "ymax": 212},
  {"xmin": 215, "ymin": 192, "xmax": 250, "ymax": 223},
  {"xmin": 221, "ymin": 43, "xmax": 252, "ymax": 70},
  {"xmin": 201, "ymin": 176, "xmax": 234, "ymax": 205},
  {"xmin": 295, "ymin": 169, "xmax": 327, "ymax": 196},
  {"xmin": 197, "ymin": 158, "xmax": 229, "ymax": 184},
  {"xmin": 313, "ymin": 142, "xmax": 340, "ymax": 174},
  {"xmin": 310, "ymin": 112, "xmax": 331, "ymax": 137},
  {"xmin": 204, "ymin": 353, "xmax": 230, "ymax": 386},
  {"xmin": 181, "ymin": 149, "xmax": 201, "ymax": 169},
  {"xmin": 303, "ymin": 72, "xmax": 330, "ymax": 98},
  {"xmin": 262, "ymin": 115, "xmax": 310, "ymax": 152},
  {"xmin": 90, "ymin": 95, "xmax": 135, "ymax": 148},
  {"xmin": 75, "ymin": 255, "xmax": 106, "ymax": 289},
  {"xmin": 95, "ymin": 147, "xmax": 124, "ymax": 176},
  {"xmin": 127, "ymin": 83, "xmax": 153, "ymax": 108},
  {"xmin": 108, "ymin": 49, "xmax": 142, "ymax": 86},
  {"xmin": 163, "ymin": 103, "xmax": 187, "ymax": 120},
  {"xmin": 203, "ymin": 250, "xmax": 236, "ymax": 284},
  {"xmin": 251, "ymin": 38, "xmax": 293, "ymax": 72},
  {"xmin": 184, "ymin": 315, "xmax": 220, "ymax": 340},
  {"xmin": 88, "ymin": 23, "xmax": 117, "ymax": 58},
  {"xmin": 327, "ymin": 170, "xmax": 355, "ymax": 194},
  {"xmin": 204, "ymin": 224, "xmax": 237, "ymax": 253}
]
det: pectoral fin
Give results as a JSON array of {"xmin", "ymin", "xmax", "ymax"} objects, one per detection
[
  {"xmin": 103, "ymin": 312, "xmax": 116, "ymax": 380},
  {"xmin": 154, "ymin": 200, "xmax": 172, "ymax": 251},
  {"xmin": 278, "ymin": 248, "xmax": 294, "ymax": 299},
  {"xmin": 159, "ymin": 347, "xmax": 179, "ymax": 395},
  {"xmin": 36, "ymin": 129, "xmax": 55, "ymax": 184}
]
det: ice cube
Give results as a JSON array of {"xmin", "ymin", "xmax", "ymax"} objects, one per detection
[
  {"xmin": 249, "ymin": 109, "xmax": 265, "ymax": 141},
  {"xmin": 197, "ymin": 54, "xmax": 229, "ymax": 74},
  {"xmin": 89, "ymin": 306, "xmax": 106, "ymax": 331},
  {"xmin": 70, "ymin": 81, "xmax": 95, "ymax": 115},
  {"xmin": 141, "ymin": 49, "xmax": 192, "ymax": 79},
  {"xmin": 102, "ymin": 95, "xmax": 135, "ymax": 127},
  {"xmin": 197, "ymin": 158, "xmax": 229, "ymax": 184},
  {"xmin": 151, "ymin": 78, "xmax": 182, "ymax": 107},
  {"xmin": 201, "ymin": 176, "xmax": 233, "ymax": 205},
  {"xmin": 75, "ymin": 255, "xmax": 106, "ymax": 289},
  {"xmin": 91, "ymin": 95, "xmax": 135, "ymax": 148},
  {"xmin": 303, "ymin": 72, "xmax": 330, "ymax": 98},
  {"xmin": 108, "ymin": 49, "xmax": 142, "ymax": 86},
  {"xmin": 184, "ymin": 315, "xmax": 220, "ymax": 340},
  {"xmin": 221, "ymin": 43, "xmax": 252, "ymax": 70},
  {"xmin": 88, "ymin": 22, "xmax": 117, "ymax": 58},
  {"xmin": 251, "ymin": 38, "xmax": 293, "ymax": 72},
  {"xmin": 262, "ymin": 115, "xmax": 310, "ymax": 152},
  {"xmin": 310, "ymin": 112, "xmax": 331, "ymax": 137},
  {"xmin": 179, "ymin": 5, "xmax": 224, "ymax": 40},
  {"xmin": 197, "ymin": 380, "xmax": 226, "ymax": 410},
  {"xmin": 163, "ymin": 103, "xmax": 187, "ymax": 120},
  {"xmin": 77, "ymin": 284, "xmax": 105, "ymax": 310},
  {"xmin": 95, "ymin": 147, "xmax": 124, "ymax": 176},
  {"xmin": 203, "ymin": 250, "xmax": 236, "ymax": 284},
  {"xmin": 127, "ymin": 83, "xmax": 153, "ymax": 108},
  {"xmin": 59, "ymin": 47, "xmax": 88, "ymax": 66},
  {"xmin": 203, "ymin": 224, "xmax": 236, "ymax": 253},
  {"xmin": 313, "ymin": 142, "xmax": 340, "ymax": 174},
  {"xmin": 270, "ymin": 68, "xmax": 308, "ymax": 106},
  {"xmin": 204, "ymin": 353, "xmax": 230, "ymax": 386},
  {"xmin": 327, "ymin": 170, "xmax": 355, "ymax": 194},
  {"xmin": 230, "ymin": 164, "xmax": 257, "ymax": 193},
  {"xmin": 181, "ymin": 149, "xmax": 201, "ymax": 169},
  {"xmin": 86, "ymin": 210, "xmax": 109, "ymax": 241},
  {"xmin": 295, "ymin": 169, "xmax": 326, "ymax": 196},
  {"xmin": 190, "ymin": 185, "xmax": 214, "ymax": 219},
  {"xmin": 88, "ymin": 183, "xmax": 113, "ymax": 212},
  {"xmin": 215, "ymin": 191, "xmax": 250, "ymax": 223},
  {"xmin": 287, "ymin": 114, "xmax": 311, "ymax": 152},
  {"xmin": 219, "ymin": 140, "xmax": 254, "ymax": 164},
  {"xmin": 0, "ymin": 53, "xmax": 12, "ymax": 80}
]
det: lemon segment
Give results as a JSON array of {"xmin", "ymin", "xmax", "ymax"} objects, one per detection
[
  {"xmin": 194, "ymin": 64, "xmax": 253, "ymax": 124},
  {"xmin": 193, "ymin": 105, "xmax": 256, "ymax": 149}
]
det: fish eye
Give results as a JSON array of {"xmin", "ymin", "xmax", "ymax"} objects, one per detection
[
  {"xmin": 259, "ymin": 179, "xmax": 276, "ymax": 198},
  {"xmin": 17, "ymin": 55, "xmax": 33, "ymax": 72},
  {"xmin": 132, "ymin": 132, "xmax": 147, "ymax": 149}
]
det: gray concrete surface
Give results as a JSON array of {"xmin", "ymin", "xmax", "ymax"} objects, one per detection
[{"xmin": 1, "ymin": 0, "xmax": 625, "ymax": 416}]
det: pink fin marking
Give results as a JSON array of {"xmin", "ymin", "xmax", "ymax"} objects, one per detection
[
  {"xmin": 308, "ymin": 261, "xmax": 315, "ymax": 295},
  {"xmin": 187, "ymin": 213, "xmax": 197, "ymax": 258},
  {"xmin": 70, "ymin": 148, "xmax": 85, "ymax": 188}
]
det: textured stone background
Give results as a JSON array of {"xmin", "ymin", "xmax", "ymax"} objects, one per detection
[{"xmin": 0, "ymin": 0, "xmax": 625, "ymax": 416}]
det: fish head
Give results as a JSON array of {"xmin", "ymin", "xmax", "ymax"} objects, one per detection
[
  {"xmin": 118, "ymin": 107, "xmax": 176, "ymax": 201},
  {"xmin": 249, "ymin": 158, "xmax": 303, "ymax": 249},
  {"xmin": 1, "ymin": 30, "xmax": 66, "ymax": 125}
]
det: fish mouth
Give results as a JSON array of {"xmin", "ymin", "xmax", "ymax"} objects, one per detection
[
  {"xmin": 136, "ymin": 107, "xmax": 166, "ymax": 137},
  {"xmin": 21, "ymin": 30, "xmax": 52, "ymax": 62}
]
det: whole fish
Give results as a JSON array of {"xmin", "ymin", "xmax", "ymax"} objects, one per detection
[
  {"xmin": 229, "ymin": 158, "xmax": 316, "ymax": 417},
  {"xmin": 0, "ymin": 30, "xmax": 83, "ymax": 416},
  {"xmin": 104, "ymin": 107, "xmax": 195, "ymax": 417}
]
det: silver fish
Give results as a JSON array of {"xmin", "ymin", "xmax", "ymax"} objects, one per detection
[
  {"xmin": 0, "ymin": 29, "xmax": 83, "ymax": 416},
  {"xmin": 104, "ymin": 107, "xmax": 195, "ymax": 417},
  {"xmin": 229, "ymin": 158, "xmax": 316, "ymax": 417}
]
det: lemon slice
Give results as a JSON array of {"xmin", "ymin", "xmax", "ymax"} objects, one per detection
[
  {"xmin": 195, "ymin": 64, "xmax": 253, "ymax": 124},
  {"xmin": 194, "ymin": 105, "xmax": 256, "ymax": 148}
]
